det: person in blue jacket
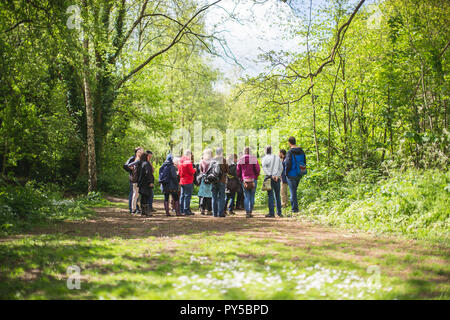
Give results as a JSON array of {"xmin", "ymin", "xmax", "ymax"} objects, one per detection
[
  {"xmin": 159, "ymin": 154, "xmax": 181, "ymax": 216},
  {"xmin": 285, "ymin": 137, "xmax": 306, "ymax": 213}
]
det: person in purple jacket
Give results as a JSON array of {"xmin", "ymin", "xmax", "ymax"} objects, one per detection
[{"xmin": 236, "ymin": 147, "xmax": 260, "ymax": 218}]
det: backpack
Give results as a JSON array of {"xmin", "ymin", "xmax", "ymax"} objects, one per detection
[
  {"xmin": 130, "ymin": 163, "xmax": 140, "ymax": 183},
  {"xmin": 226, "ymin": 164, "xmax": 240, "ymax": 192},
  {"xmin": 289, "ymin": 151, "xmax": 307, "ymax": 178},
  {"xmin": 204, "ymin": 160, "xmax": 221, "ymax": 184},
  {"xmin": 158, "ymin": 163, "xmax": 171, "ymax": 185},
  {"xmin": 193, "ymin": 164, "xmax": 202, "ymax": 186}
]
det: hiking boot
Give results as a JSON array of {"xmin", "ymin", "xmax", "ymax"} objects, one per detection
[
  {"xmin": 201, "ymin": 209, "xmax": 206, "ymax": 215},
  {"xmin": 228, "ymin": 211, "xmax": 236, "ymax": 215},
  {"xmin": 141, "ymin": 204, "xmax": 152, "ymax": 217},
  {"xmin": 150, "ymin": 207, "xmax": 157, "ymax": 213},
  {"xmin": 206, "ymin": 211, "xmax": 212, "ymax": 216},
  {"xmin": 174, "ymin": 201, "xmax": 183, "ymax": 216},
  {"xmin": 246, "ymin": 212, "xmax": 253, "ymax": 218},
  {"xmin": 164, "ymin": 201, "xmax": 171, "ymax": 217},
  {"xmin": 265, "ymin": 214, "xmax": 275, "ymax": 218}
]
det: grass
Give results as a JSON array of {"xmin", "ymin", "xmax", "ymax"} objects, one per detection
[
  {"xmin": 0, "ymin": 169, "xmax": 448, "ymax": 300},
  {"xmin": 0, "ymin": 222, "xmax": 448, "ymax": 300}
]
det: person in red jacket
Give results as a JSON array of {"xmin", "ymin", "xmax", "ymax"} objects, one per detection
[{"xmin": 178, "ymin": 150, "xmax": 196, "ymax": 216}]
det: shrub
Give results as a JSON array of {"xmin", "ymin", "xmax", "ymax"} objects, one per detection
[
  {"xmin": 296, "ymin": 169, "xmax": 449, "ymax": 240},
  {"xmin": 0, "ymin": 182, "xmax": 103, "ymax": 236}
]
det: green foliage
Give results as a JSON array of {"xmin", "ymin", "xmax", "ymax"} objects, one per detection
[
  {"xmin": 0, "ymin": 182, "xmax": 105, "ymax": 236},
  {"xmin": 293, "ymin": 169, "xmax": 450, "ymax": 240}
]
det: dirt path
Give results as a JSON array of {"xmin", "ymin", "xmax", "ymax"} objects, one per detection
[
  {"xmin": 12, "ymin": 197, "xmax": 446, "ymax": 289},
  {"xmin": 0, "ymin": 198, "xmax": 450, "ymax": 298}
]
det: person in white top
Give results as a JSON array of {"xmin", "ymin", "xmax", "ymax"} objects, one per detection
[{"xmin": 261, "ymin": 146, "xmax": 284, "ymax": 217}]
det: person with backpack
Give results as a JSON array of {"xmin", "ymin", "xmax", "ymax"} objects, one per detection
[
  {"xmin": 285, "ymin": 136, "xmax": 307, "ymax": 213},
  {"xmin": 237, "ymin": 147, "xmax": 260, "ymax": 218},
  {"xmin": 198, "ymin": 149, "xmax": 213, "ymax": 215},
  {"xmin": 123, "ymin": 147, "xmax": 143, "ymax": 214},
  {"xmin": 279, "ymin": 149, "xmax": 289, "ymax": 208},
  {"xmin": 208, "ymin": 147, "xmax": 228, "ymax": 218},
  {"xmin": 261, "ymin": 146, "xmax": 284, "ymax": 218},
  {"xmin": 178, "ymin": 150, "xmax": 196, "ymax": 216},
  {"xmin": 159, "ymin": 154, "xmax": 181, "ymax": 216},
  {"xmin": 225, "ymin": 153, "xmax": 239, "ymax": 215},
  {"xmin": 127, "ymin": 148, "xmax": 144, "ymax": 215},
  {"xmin": 138, "ymin": 152, "xmax": 154, "ymax": 216}
]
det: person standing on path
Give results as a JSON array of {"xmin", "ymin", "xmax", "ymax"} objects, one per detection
[
  {"xmin": 285, "ymin": 136, "xmax": 306, "ymax": 213},
  {"xmin": 146, "ymin": 150, "xmax": 156, "ymax": 213},
  {"xmin": 211, "ymin": 147, "xmax": 228, "ymax": 218},
  {"xmin": 225, "ymin": 154, "xmax": 239, "ymax": 215},
  {"xmin": 123, "ymin": 147, "xmax": 143, "ymax": 214},
  {"xmin": 279, "ymin": 149, "xmax": 289, "ymax": 208},
  {"xmin": 171, "ymin": 157, "xmax": 181, "ymax": 214},
  {"xmin": 138, "ymin": 152, "xmax": 154, "ymax": 216},
  {"xmin": 127, "ymin": 148, "xmax": 144, "ymax": 215},
  {"xmin": 198, "ymin": 149, "xmax": 213, "ymax": 215},
  {"xmin": 237, "ymin": 147, "xmax": 260, "ymax": 218},
  {"xmin": 178, "ymin": 150, "xmax": 196, "ymax": 216},
  {"xmin": 262, "ymin": 146, "xmax": 283, "ymax": 218},
  {"xmin": 159, "ymin": 154, "xmax": 181, "ymax": 216}
]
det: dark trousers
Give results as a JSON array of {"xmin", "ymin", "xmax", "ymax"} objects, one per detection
[
  {"xmin": 147, "ymin": 188, "xmax": 154, "ymax": 209},
  {"xmin": 200, "ymin": 197, "xmax": 212, "ymax": 211},
  {"xmin": 140, "ymin": 194, "xmax": 149, "ymax": 209},
  {"xmin": 287, "ymin": 176, "xmax": 301, "ymax": 212},
  {"xmin": 225, "ymin": 192, "xmax": 236, "ymax": 212},
  {"xmin": 267, "ymin": 179, "xmax": 282, "ymax": 216},
  {"xmin": 164, "ymin": 192, "xmax": 179, "ymax": 202},
  {"xmin": 236, "ymin": 191, "xmax": 244, "ymax": 209}
]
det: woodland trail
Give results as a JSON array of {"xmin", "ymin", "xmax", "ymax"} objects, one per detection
[
  {"xmin": 1, "ymin": 197, "xmax": 448, "ymax": 299},
  {"xmin": 24, "ymin": 198, "xmax": 449, "ymax": 283}
]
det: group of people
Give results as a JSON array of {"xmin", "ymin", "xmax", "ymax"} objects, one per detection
[{"xmin": 123, "ymin": 136, "xmax": 306, "ymax": 218}]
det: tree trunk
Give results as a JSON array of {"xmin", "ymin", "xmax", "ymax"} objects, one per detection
[
  {"xmin": 310, "ymin": 77, "xmax": 320, "ymax": 163},
  {"xmin": 78, "ymin": 148, "xmax": 87, "ymax": 179},
  {"xmin": 327, "ymin": 60, "xmax": 341, "ymax": 165},
  {"xmin": 82, "ymin": 0, "xmax": 97, "ymax": 192}
]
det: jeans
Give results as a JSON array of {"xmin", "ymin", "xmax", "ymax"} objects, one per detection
[
  {"xmin": 287, "ymin": 176, "xmax": 301, "ymax": 212},
  {"xmin": 243, "ymin": 180, "xmax": 257, "ymax": 213},
  {"xmin": 211, "ymin": 182, "xmax": 226, "ymax": 217},
  {"xmin": 225, "ymin": 192, "xmax": 236, "ymax": 212},
  {"xmin": 267, "ymin": 178, "xmax": 282, "ymax": 216},
  {"xmin": 180, "ymin": 183, "xmax": 194, "ymax": 214},
  {"xmin": 147, "ymin": 188, "xmax": 154, "ymax": 209}
]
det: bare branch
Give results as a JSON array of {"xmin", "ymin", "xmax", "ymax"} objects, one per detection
[
  {"xmin": 115, "ymin": 0, "xmax": 222, "ymax": 90},
  {"xmin": 3, "ymin": 19, "xmax": 32, "ymax": 33}
]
